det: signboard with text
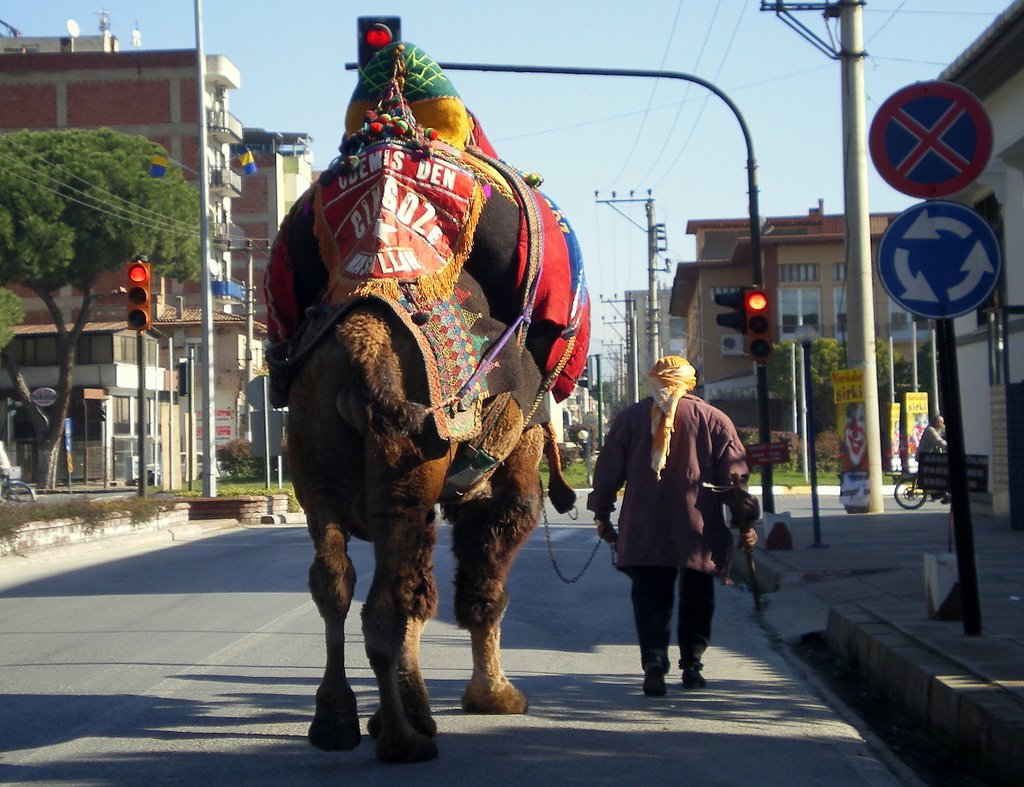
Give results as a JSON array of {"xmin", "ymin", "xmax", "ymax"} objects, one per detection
[
  {"xmin": 745, "ymin": 441, "xmax": 791, "ymax": 466},
  {"xmin": 918, "ymin": 453, "xmax": 989, "ymax": 494}
]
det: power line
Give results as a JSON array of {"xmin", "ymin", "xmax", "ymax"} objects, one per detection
[
  {"xmin": 0, "ymin": 155, "xmax": 198, "ymax": 239},
  {"xmin": 0, "ymin": 151, "xmax": 198, "ymax": 238},
  {"xmin": 0, "ymin": 135, "xmax": 199, "ymax": 233}
]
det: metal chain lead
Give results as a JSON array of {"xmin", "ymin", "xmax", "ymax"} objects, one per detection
[{"xmin": 540, "ymin": 499, "xmax": 615, "ymax": 584}]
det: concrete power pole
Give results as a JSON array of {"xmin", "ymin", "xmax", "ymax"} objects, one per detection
[
  {"xmin": 194, "ymin": 0, "xmax": 217, "ymax": 497},
  {"xmin": 646, "ymin": 197, "xmax": 662, "ymax": 366},
  {"xmin": 763, "ymin": 0, "xmax": 884, "ymax": 512},
  {"xmin": 840, "ymin": 0, "xmax": 884, "ymax": 513}
]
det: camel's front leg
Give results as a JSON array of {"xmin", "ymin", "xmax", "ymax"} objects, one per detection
[
  {"xmin": 446, "ymin": 426, "xmax": 544, "ymax": 714},
  {"xmin": 306, "ymin": 524, "xmax": 362, "ymax": 751}
]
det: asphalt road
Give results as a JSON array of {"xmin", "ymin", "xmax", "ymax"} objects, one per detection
[{"xmin": 0, "ymin": 503, "xmax": 921, "ymax": 786}]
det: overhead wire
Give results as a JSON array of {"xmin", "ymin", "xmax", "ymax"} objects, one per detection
[
  {"xmin": 608, "ymin": 0, "xmax": 685, "ymax": 188},
  {"xmin": 0, "ymin": 154, "xmax": 197, "ymax": 239},
  {"xmin": 0, "ymin": 140, "xmax": 276, "ymax": 249},
  {"xmin": 636, "ymin": 0, "xmax": 727, "ymax": 188},
  {"xmin": 0, "ymin": 150, "xmax": 198, "ymax": 238},
  {"xmin": 0, "ymin": 134, "xmax": 199, "ymax": 234}
]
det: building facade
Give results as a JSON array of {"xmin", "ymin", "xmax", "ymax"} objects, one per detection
[
  {"xmin": 938, "ymin": 0, "xmax": 1024, "ymax": 527},
  {"xmin": 0, "ymin": 27, "xmax": 312, "ymax": 485},
  {"xmin": 669, "ymin": 203, "xmax": 912, "ymax": 428}
]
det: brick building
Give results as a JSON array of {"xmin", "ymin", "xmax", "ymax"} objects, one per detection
[{"xmin": 0, "ymin": 29, "xmax": 312, "ymax": 485}]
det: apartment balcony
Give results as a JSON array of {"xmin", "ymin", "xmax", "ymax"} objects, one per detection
[
  {"xmin": 207, "ymin": 109, "xmax": 243, "ymax": 144},
  {"xmin": 211, "ymin": 279, "xmax": 245, "ymax": 304},
  {"xmin": 209, "ymin": 166, "xmax": 242, "ymax": 198},
  {"xmin": 211, "ymin": 221, "xmax": 229, "ymax": 250}
]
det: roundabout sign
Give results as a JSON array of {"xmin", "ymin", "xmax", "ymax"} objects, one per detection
[{"xmin": 877, "ymin": 200, "xmax": 1001, "ymax": 320}]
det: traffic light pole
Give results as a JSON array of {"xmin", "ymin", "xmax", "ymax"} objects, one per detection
[
  {"xmin": 427, "ymin": 61, "xmax": 775, "ymax": 512},
  {"xmin": 136, "ymin": 330, "xmax": 145, "ymax": 498}
]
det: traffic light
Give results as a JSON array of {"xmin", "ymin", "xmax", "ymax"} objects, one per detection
[
  {"xmin": 357, "ymin": 16, "xmax": 401, "ymax": 67},
  {"xmin": 744, "ymin": 288, "xmax": 774, "ymax": 361},
  {"xmin": 126, "ymin": 257, "xmax": 152, "ymax": 331},
  {"xmin": 714, "ymin": 288, "xmax": 747, "ymax": 334}
]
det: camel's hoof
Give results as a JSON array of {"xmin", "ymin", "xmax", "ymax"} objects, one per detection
[
  {"xmin": 375, "ymin": 731, "xmax": 438, "ymax": 763},
  {"xmin": 308, "ymin": 713, "xmax": 362, "ymax": 752},
  {"xmin": 368, "ymin": 707, "xmax": 437, "ymax": 739},
  {"xmin": 461, "ymin": 681, "xmax": 528, "ymax": 714}
]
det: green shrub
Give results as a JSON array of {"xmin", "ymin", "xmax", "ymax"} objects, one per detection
[
  {"xmin": 217, "ymin": 439, "xmax": 261, "ymax": 480},
  {"xmin": 0, "ymin": 496, "xmax": 175, "ymax": 546}
]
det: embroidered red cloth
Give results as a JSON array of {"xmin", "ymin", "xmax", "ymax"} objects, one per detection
[
  {"xmin": 316, "ymin": 144, "xmax": 482, "ymax": 303},
  {"xmin": 264, "ymin": 141, "xmax": 590, "ymax": 404}
]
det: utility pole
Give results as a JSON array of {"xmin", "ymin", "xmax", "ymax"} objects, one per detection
[
  {"xmin": 244, "ymin": 241, "xmax": 255, "ymax": 441},
  {"xmin": 596, "ymin": 192, "xmax": 664, "ymax": 375},
  {"xmin": 762, "ymin": 0, "xmax": 884, "ymax": 513},
  {"xmin": 194, "ymin": 0, "xmax": 217, "ymax": 497},
  {"xmin": 602, "ymin": 295, "xmax": 641, "ymax": 404},
  {"xmin": 646, "ymin": 197, "xmax": 663, "ymax": 365}
]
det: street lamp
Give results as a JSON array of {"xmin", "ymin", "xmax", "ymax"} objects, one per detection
[{"xmin": 795, "ymin": 324, "xmax": 826, "ymax": 548}]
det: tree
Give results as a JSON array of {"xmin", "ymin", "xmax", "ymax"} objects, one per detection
[
  {"xmin": 0, "ymin": 288, "xmax": 23, "ymax": 353},
  {"xmin": 0, "ymin": 129, "xmax": 200, "ymax": 486},
  {"xmin": 767, "ymin": 337, "xmax": 846, "ymax": 433}
]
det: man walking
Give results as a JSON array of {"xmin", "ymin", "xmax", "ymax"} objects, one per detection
[{"xmin": 588, "ymin": 356, "xmax": 758, "ymax": 695}]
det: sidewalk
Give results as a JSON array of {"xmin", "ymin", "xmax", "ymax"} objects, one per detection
[{"xmin": 736, "ymin": 498, "xmax": 1023, "ymax": 786}]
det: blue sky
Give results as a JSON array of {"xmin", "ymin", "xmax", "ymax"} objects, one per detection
[{"xmin": 5, "ymin": 1, "xmax": 1012, "ymax": 358}]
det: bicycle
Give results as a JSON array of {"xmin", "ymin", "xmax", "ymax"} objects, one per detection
[
  {"xmin": 1, "ymin": 472, "xmax": 36, "ymax": 503},
  {"xmin": 892, "ymin": 472, "xmax": 928, "ymax": 509}
]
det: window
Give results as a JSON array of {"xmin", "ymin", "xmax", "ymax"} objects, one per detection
[
  {"xmin": 833, "ymin": 262, "xmax": 847, "ymax": 281},
  {"xmin": 116, "ymin": 335, "xmax": 137, "ymax": 363},
  {"xmin": 7, "ymin": 336, "xmax": 58, "ymax": 367},
  {"xmin": 75, "ymin": 335, "xmax": 113, "ymax": 365},
  {"xmin": 779, "ymin": 263, "xmax": 820, "ymax": 282},
  {"xmin": 779, "ymin": 288, "xmax": 821, "ymax": 336},
  {"xmin": 834, "ymin": 287, "xmax": 848, "ymax": 341},
  {"xmin": 112, "ymin": 395, "xmax": 132, "ymax": 435}
]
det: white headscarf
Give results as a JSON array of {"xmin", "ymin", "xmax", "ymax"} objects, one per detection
[{"xmin": 648, "ymin": 356, "xmax": 698, "ymax": 480}]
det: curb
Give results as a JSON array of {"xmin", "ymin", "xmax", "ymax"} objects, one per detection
[{"xmin": 826, "ymin": 604, "xmax": 1024, "ymax": 786}]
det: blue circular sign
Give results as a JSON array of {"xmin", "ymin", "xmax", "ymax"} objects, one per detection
[{"xmin": 877, "ymin": 201, "xmax": 1001, "ymax": 320}]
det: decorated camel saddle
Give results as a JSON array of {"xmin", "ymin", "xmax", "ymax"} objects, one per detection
[{"xmin": 264, "ymin": 42, "xmax": 590, "ymax": 452}]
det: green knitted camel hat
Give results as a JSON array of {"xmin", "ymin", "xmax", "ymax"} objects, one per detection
[{"xmin": 344, "ymin": 42, "xmax": 473, "ymax": 149}]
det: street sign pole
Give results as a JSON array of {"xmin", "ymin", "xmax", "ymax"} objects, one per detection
[{"xmin": 936, "ymin": 319, "xmax": 982, "ymax": 635}]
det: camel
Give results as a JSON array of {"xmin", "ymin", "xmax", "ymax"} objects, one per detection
[{"xmin": 265, "ymin": 42, "xmax": 589, "ymax": 763}]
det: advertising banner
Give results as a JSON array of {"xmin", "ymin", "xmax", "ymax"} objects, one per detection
[
  {"xmin": 904, "ymin": 392, "xmax": 930, "ymax": 473},
  {"xmin": 833, "ymin": 368, "xmax": 868, "ymax": 509},
  {"xmin": 888, "ymin": 403, "xmax": 902, "ymax": 473}
]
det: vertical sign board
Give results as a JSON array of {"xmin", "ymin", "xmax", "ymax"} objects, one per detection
[{"xmin": 833, "ymin": 369, "xmax": 868, "ymax": 510}]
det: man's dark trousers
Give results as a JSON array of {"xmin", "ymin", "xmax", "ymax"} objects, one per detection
[{"xmin": 625, "ymin": 566, "xmax": 715, "ymax": 672}]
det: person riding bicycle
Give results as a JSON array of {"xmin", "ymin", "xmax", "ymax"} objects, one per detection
[{"xmin": 918, "ymin": 414, "xmax": 947, "ymax": 456}]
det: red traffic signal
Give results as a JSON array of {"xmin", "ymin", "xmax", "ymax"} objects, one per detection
[
  {"xmin": 126, "ymin": 258, "xmax": 152, "ymax": 332},
  {"xmin": 744, "ymin": 288, "xmax": 773, "ymax": 361},
  {"xmin": 357, "ymin": 16, "xmax": 401, "ymax": 67}
]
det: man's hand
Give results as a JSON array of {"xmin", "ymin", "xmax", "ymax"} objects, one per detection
[
  {"xmin": 594, "ymin": 517, "xmax": 618, "ymax": 544},
  {"xmin": 739, "ymin": 525, "xmax": 758, "ymax": 553}
]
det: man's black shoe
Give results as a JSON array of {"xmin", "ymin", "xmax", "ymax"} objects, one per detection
[
  {"xmin": 643, "ymin": 665, "xmax": 667, "ymax": 696},
  {"xmin": 682, "ymin": 663, "xmax": 706, "ymax": 689}
]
